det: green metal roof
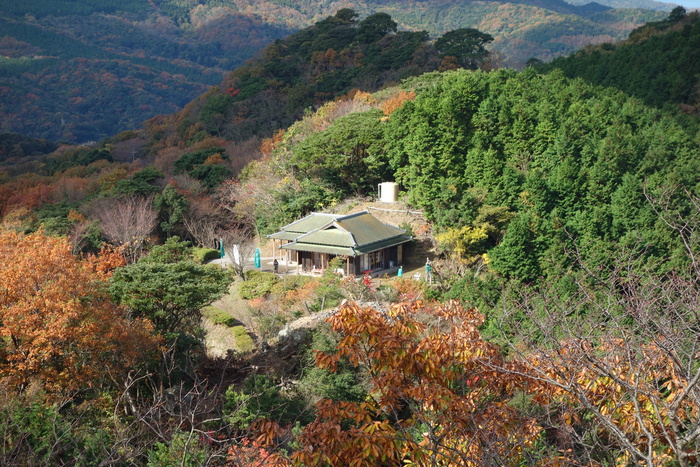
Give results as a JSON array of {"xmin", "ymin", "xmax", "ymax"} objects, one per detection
[
  {"xmin": 279, "ymin": 235, "xmax": 411, "ymax": 257},
  {"xmin": 353, "ymin": 235, "xmax": 412, "ymax": 254},
  {"xmin": 335, "ymin": 212, "xmax": 404, "ymax": 246},
  {"xmin": 267, "ymin": 231, "xmax": 301, "ymax": 241},
  {"xmin": 277, "ymin": 213, "xmax": 338, "ymax": 235},
  {"xmin": 271, "ymin": 211, "xmax": 412, "ymax": 256},
  {"xmin": 297, "ymin": 226, "xmax": 356, "ymax": 247}
]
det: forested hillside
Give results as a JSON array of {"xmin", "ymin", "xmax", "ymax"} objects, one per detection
[
  {"xmin": 566, "ymin": 0, "xmax": 673, "ymax": 9},
  {"xmin": 542, "ymin": 8, "xmax": 700, "ymax": 113},
  {"xmin": 0, "ymin": 0, "xmax": 294, "ymax": 143},
  {"xmin": 2, "ymin": 7, "xmax": 700, "ymax": 465},
  {"xmin": 0, "ymin": 0, "xmax": 665, "ymax": 143},
  {"xmin": 1, "ymin": 66, "xmax": 699, "ymax": 465},
  {"xmin": 145, "ymin": 9, "xmax": 488, "ymax": 148},
  {"xmin": 230, "ymin": 67, "xmax": 700, "ymax": 282},
  {"xmin": 0, "ymin": 10, "xmax": 468, "ymax": 255}
]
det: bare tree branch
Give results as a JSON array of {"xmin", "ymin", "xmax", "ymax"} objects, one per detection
[
  {"xmin": 220, "ymin": 226, "xmax": 257, "ymax": 278},
  {"xmin": 86, "ymin": 195, "xmax": 157, "ymax": 263}
]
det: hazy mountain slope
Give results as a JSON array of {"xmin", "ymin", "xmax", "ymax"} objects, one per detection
[
  {"xmin": 0, "ymin": 0, "xmax": 665, "ymax": 143},
  {"xmin": 565, "ymin": 0, "xmax": 674, "ymax": 10},
  {"xmin": 0, "ymin": 1, "xmax": 294, "ymax": 143}
]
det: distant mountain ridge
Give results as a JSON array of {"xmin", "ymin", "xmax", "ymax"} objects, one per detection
[
  {"xmin": 564, "ymin": 0, "xmax": 675, "ymax": 10},
  {"xmin": 0, "ymin": 0, "xmax": 666, "ymax": 143}
]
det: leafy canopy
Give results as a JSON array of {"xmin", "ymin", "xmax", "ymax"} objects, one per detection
[
  {"xmin": 109, "ymin": 237, "xmax": 231, "ymax": 335},
  {"xmin": 0, "ymin": 230, "xmax": 157, "ymax": 395}
]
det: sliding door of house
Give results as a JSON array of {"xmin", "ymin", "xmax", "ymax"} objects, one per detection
[
  {"xmin": 301, "ymin": 253, "xmax": 313, "ymax": 272},
  {"xmin": 363, "ymin": 251, "xmax": 382, "ymax": 270}
]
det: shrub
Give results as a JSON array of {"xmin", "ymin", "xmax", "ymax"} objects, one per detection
[
  {"xmin": 269, "ymin": 274, "xmax": 313, "ymax": 296},
  {"xmin": 239, "ymin": 271, "xmax": 280, "ymax": 299},
  {"xmin": 398, "ymin": 221, "xmax": 415, "ymax": 238},
  {"xmin": 307, "ymin": 257, "xmax": 345, "ymax": 311},
  {"xmin": 147, "ymin": 430, "xmax": 208, "ymax": 467},
  {"xmin": 201, "ymin": 305, "xmax": 237, "ymax": 327},
  {"xmin": 251, "ymin": 307, "xmax": 288, "ymax": 341},
  {"xmin": 173, "ymin": 147, "xmax": 226, "ymax": 174},
  {"xmin": 390, "ymin": 277, "xmax": 427, "ymax": 301},
  {"xmin": 298, "ymin": 325, "xmax": 367, "ymax": 404},
  {"xmin": 0, "ymin": 393, "xmax": 114, "ymax": 465},
  {"xmin": 232, "ymin": 326, "xmax": 255, "ymax": 352},
  {"xmin": 224, "ymin": 374, "xmax": 308, "ymax": 430},
  {"xmin": 192, "ymin": 248, "xmax": 220, "ymax": 264},
  {"xmin": 280, "ymin": 279, "xmax": 320, "ymax": 312}
]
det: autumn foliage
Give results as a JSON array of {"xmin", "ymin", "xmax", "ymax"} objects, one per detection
[
  {"xmin": 532, "ymin": 337, "xmax": 700, "ymax": 465},
  {"xmin": 381, "ymin": 91, "xmax": 416, "ymax": 116},
  {"xmin": 293, "ymin": 300, "xmax": 546, "ymax": 466},
  {"xmin": 227, "ymin": 435, "xmax": 291, "ymax": 467},
  {"xmin": 0, "ymin": 230, "xmax": 158, "ymax": 395}
]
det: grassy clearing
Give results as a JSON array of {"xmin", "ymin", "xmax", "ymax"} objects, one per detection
[{"xmin": 202, "ymin": 290, "xmax": 258, "ymax": 356}]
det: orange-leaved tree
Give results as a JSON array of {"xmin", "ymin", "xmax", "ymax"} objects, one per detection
[
  {"xmin": 499, "ymin": 257, "xmax": 700, "ymax": 466},
  {"xmin": 0, "ymin": 229, "xmax": 158, "ymax": 396},
  {"xmin": 528, "ymin": 337, "xmax": 699, "ymax": 466},
  {"xmin": 293, "ymin": 300, "xmax": 551, "ymax": 466}
]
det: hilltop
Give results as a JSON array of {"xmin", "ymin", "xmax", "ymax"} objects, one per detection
[{"xmin": 540, "ymin": 8, "xmax": 700, "ymax": 113}]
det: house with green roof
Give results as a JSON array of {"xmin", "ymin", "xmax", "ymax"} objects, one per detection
[{"xmin": 267, "ymin": 211, "xmax": 412, "ymax": 276}]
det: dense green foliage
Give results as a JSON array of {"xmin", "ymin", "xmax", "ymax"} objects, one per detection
[
  {"xmin": 146, "ymin": 430, "xmax": 208, "ymax": 467},
  {"xmin": 111, "ymin": 166, "xmax": 164, "ymax": 196},
  {"xmin": 44, "ymin": 147, "xmax": 113, "ymax": 176},
  {"xmin": 224, "ymin": 373, "xmax": 308, "ymax": 429},
  {"xmin": 239, "ymin": 271, "xmax": 281, "ymax": 300},
  {"xmin": 299, "ymin": 324, "xmax": 367, "ymax": 403},
  {"xmin": 252, "ymin": 66, "xmax": 698, "ymax": 283},
  {"xmin": 154, "ymin": 185, "xmax": 189, "ymax": 237},
  {"xmin": 173, "ymin": 147, "xmax": 232, "ymax": 189},
  {"xmin": 109, "ymin": 237, "xmax": 231, "ymax": 335},
  {"xmin": 544, "ymin": 12, "xmax": 700, "ymax": 111},
  {"xmin": 387, "ymin": 68, "xmax": 699, "ymax": 279},
  {"xmin": 288, "ymin": 109, "xmax": 391, "ymax": 196},
  {"xmin": 231, "ymin": 326, "xmax": 255, "ymax": 352},
  {"xmin": 201, "ymin": 305, "xmax": 238, "ymax": 327},
  {"xmin": 0, "ymin": 133, "xmax": 58, "ymax": 162},
  {"xmin": 192, "ymin": 247, "xmax": 220, "ymax": 264},
  {"xmin": 434, "ymin": 28, "xmax": 494, "ymax": 69},
  {"xmin": 0, "ymin": 394, "xmax": 114, "ymax": 466}
]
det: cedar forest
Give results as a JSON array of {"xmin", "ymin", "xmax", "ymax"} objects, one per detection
[{"xmin": 1, "ymin": 5, "xmax": 700, "ymax": 466}]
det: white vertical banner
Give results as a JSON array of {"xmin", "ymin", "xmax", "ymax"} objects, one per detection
[{"xmin": 233, "ymin": 244, "xmax": 241, "ymax": 266}]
